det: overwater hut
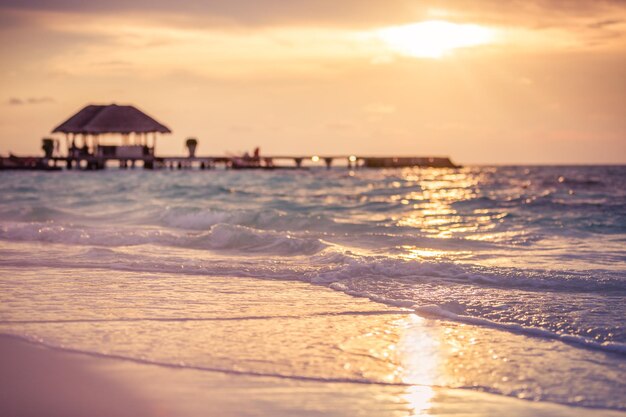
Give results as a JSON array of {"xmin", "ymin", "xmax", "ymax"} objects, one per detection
[{"xmin": 52, "ymin": 104, "xmax": 171, "ymax": 168}]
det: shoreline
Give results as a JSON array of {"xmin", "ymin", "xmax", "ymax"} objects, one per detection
[{"xmin": 2, "ymin": 333, "xmax": 623, "ymax": 417}]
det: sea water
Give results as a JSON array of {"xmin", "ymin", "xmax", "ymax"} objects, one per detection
[{"xmin": 0, "ymin": 166, "xmax": 624, "ymax": 412}]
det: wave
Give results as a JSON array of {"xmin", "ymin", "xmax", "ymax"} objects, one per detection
[
  {"xmin": 197, "ymin": 224, "xmax": 326, "ymax": 255},
  {"xmin": 0, "ymin": 222, "xmax": 327, "ymax": 256},
  {"xmin": 309, "ymin": 254, "xmax": 626, "ymax": 293},
  {"xmin": 155, "ymin": 207, "xmax": 527, "ymax": 251},
  {"xmin": 0, "ymin": 205, "xmax": 76, "ymax": 223},
  {"xmin": 3, "ymin": 229, "xmax": 621, "ymax": 293},
  {"xmin": 156, "ymin": 206, "xmax": 340, "ymax": 233},
  {"xmin": 413, "ymin": 305, "xmax": 626, "ymax": 355},
  {"xmin": 0, "ymin": 212, "xmax": 515, "ymax": 259}
]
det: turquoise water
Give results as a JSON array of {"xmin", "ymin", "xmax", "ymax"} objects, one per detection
[{"xmin": 0, "ymin": 166, "xmax": 625, "ymax": 410}]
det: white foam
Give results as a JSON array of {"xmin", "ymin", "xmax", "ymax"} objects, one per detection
[
  {"xmin": 328, "ymin": 281, "xmax": 626, "ymax": 356},
  {"xmin": 308, "ymin": 254, "xmax": 626, "ymax": 292},
  {"xmin": 412, "ymin": 305, "xmax": 626, "ymax": 355}
]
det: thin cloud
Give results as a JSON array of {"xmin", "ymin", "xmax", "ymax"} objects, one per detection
[
  {"xmin": 90, "ymin": 59, "xmax": 133, "ymax": 67},
  {"xmin": 588, "ymin": 19, "xmax": 623, "ymax": 29},
  {"xmin": 7, "ymin": 97, "xmax": 55, "ymax": 105}
]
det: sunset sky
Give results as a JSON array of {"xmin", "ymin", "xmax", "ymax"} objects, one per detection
[{"xmin": 1, "ymin": 0, "xmax": 625, "ymax": 164}]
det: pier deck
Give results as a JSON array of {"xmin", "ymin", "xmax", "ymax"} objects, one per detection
[{"xmin": 1, "ymin": 154, "xmax": 459, "ymax": 171}]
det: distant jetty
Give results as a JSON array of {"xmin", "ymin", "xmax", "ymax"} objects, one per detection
[{"xmin": 0, "ymin": 103, "xmax": 460, "ymax": 171}]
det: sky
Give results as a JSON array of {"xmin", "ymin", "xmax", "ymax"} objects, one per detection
[{"xmin": 0, "ymin": 0, "xmax": 625, "ymax": 164}]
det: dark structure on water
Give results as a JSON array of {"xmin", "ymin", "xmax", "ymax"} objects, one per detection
[
  {"xmin": 53, "ymin": 104, "xmax": 171, "ymax": 169},
  {"xmin": 0, "ymin": 103, "xmax": 460, "ymax": 171},
  {"xmin": 360, "ymin": 157, "xmax": 456, "ymax": 168}
]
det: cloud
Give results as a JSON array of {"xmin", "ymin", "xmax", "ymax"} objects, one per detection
[
  {"xmin": 0, "ymin": 1, "xmax": 428, "ymax": 27},
  {"xmin": 1, "ymin": 0, "xmax": 625, "ymax": 86},
  {"xmin": 2, "ymin": 0, "xmax": 625, "ymax": 28},
  {"xmin": 7, "ymin": 97, "xmax": 55, "ymax": 105},
  {"xmin": 2, "ymin": 1, "xmax": 624, "ymax": 66},
  {"xmin": 588, "ymin": 19, "xmax": 624, "ymax": 29},
  {"xmin": 89, "ymin": 59, "xmax": 133, "ymax": 68}
]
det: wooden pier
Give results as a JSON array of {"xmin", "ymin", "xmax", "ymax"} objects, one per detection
[{"xmin": 1, "ymin": 154, "xmax": 459, "ymax": 171}]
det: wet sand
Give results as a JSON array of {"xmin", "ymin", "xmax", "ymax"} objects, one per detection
[{"xmin": 3, "ymin": 333, "xmax": 622, "ymax": 417}]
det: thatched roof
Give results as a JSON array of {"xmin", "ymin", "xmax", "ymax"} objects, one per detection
[{"xmin": 52, "ymin": 104, "xmax": 171, "ymax": 134}]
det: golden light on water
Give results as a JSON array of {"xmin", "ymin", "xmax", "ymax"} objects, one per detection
[
  {"xmin": 398, "ymin": 315, "xmax": 437, "ymax": 415},
  {"xmin": 401, "ymin": 246, "xmax": 470, "ymax": 261},
  {"xmin": 377, "ymin": 20, "xmax": 495, "ymax": 58},
  {"xmin": 393, "ymin": 169, "xmax": 480, "ymax": 239}
]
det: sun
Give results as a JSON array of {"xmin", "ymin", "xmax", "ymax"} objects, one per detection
[{"xmin": 377, "ymin": 20, "xmax": 495, "ymax": 58}]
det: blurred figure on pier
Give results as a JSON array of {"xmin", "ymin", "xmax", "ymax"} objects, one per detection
[
  {"xmin": 232, "ymin": 147, "xmax": 261, "ymax": 169},
  {"xmin": 69, "ymin": 140, "xmax": 79, "ymax": 158}
]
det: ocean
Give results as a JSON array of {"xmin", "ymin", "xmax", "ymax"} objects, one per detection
[{"xmin": 0, "ymin": 165, "xmax": 625, "ymax": 414}]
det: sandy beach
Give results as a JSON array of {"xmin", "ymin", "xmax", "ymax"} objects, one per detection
[{"xmin": 2, "ymin": 321, "xmax": 622, "ymax": 417}]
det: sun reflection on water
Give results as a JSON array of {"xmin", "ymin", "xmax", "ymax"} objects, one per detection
[
  {"xmin": 397, "ymin": 314, "xmax": 439, "ymax": 416},
  {"xmin": 393, "ymin": 169, "xmax": 481, "ymax": 239},
  {"xmin": 384, "ymin": 168, "xmax": 514, "ymax": 248},
  {"xmin": 400, "ymin": 245, "xmax": 472, "ymax": 261},
  {"xmin": 404, "ymin": 385, "xmax": 436, "ymax": 416}
]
